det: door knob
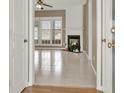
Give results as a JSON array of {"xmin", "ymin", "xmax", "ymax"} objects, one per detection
[
  {"xmin": 108, "ymin": 42, "xmax": 115, "ymax": 48},
  {"xmin": 24, "ymin": 39, "xmax": 28, "ymax": 43}
]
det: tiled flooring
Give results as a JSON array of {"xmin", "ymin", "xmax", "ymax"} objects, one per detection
[{"xmin": 34, "ymin": 50, "xmax": 96, "ymax": 88}]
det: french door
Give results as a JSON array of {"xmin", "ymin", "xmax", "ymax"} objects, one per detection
[
  {"xmin": 9, "ymin": 0, "xmax": 28, "ymax": 93},
  {"xmin": 34, "ymin": 17, "xmax": 62, "ymax": 46}
]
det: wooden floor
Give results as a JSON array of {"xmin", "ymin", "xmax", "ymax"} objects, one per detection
[{"xmin": 22, "ymin": 86, "xmax": 102, "ymax": 93}]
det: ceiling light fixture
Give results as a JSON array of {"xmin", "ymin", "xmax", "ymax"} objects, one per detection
[{"xmin": 36, "ymin": 0, "xmax": 53, "ymax": 10}]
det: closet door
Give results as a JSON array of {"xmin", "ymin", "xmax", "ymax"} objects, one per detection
[{"xmin": 9, "ymin": 0, "xmax": 28, "ymax": 93}]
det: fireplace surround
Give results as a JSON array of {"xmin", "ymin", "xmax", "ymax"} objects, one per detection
[{"xmin": 68, "ymin": 35, "xmax": 80, "ymax": 53}]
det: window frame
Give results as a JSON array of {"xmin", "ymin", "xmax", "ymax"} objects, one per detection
[{"xmin": 35, "ymin": 17, "xmax": 63, "ymax": 46}]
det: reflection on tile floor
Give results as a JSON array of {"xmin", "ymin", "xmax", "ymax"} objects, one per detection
[{"xmin": 34, "ymin": 50, "xmax": 96, "ymax": 88}]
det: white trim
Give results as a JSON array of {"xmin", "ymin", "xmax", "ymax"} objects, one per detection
[
  {"xmin": 83, "ymin": 50, "xmax": 97, "ymax": 76},
  {"xmin": 91, "ymin": 63, "xmax": 97, "ymax": 76},
  {"xmin": 96, "ymin": 0, "xmax": 103, "ymax": 91},
  {"xmin": 101, "ymin": 0, "xmax": 106, "ymax": 92},
  {"xmin": 88, "ymin": 0, "xmax": 92, "ymax": 61},
  {"xmin": 83, "ymin": 50, "xmax": 89, "ymax": 60},
  {"xmin": 96, "ymin": 86, "xmax": 103, "ymax": 92},
  {"xmin": 24, "ymin": 0, "xmax": 29, "ymax": 88},
  {"xmin": 28, "ymin": 0, "xmax": 35, "ymax": 86},
  {"xmin": 26, "ymin": 82, "xmax": 33, "ymax": 87}
]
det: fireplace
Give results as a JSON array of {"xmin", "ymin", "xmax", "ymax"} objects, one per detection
[{"xmin": 68, "ymin": 35, "xmax": 80, "ymax": 53}]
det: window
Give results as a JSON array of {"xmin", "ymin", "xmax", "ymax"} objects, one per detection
[
  {"xmin": 54, "ymin": 20, "xmax": 62, "ymax": 29},
  {"xmin": 41, "ymin": 21, "xmax": 51, "ymax": 29},
  {"xmin": 34, "ymin": 26, "xmax": 39, "ymax": 45},
  {"xmin": 54, "ymin": 20, "xmax": 62, "ymax": 40},
  {"xmin": 40, "ymin": 21, "xmax": 51, "ymax": 40},
  {"xmin": 35, "ymin": 17, "xmax": 62, "ymax": 46},
  {"xmin": 34, "ymin": 27, "xmax": 38, "ymax": 40}
]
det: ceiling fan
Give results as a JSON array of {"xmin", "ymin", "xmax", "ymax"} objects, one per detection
[{"xmin": 36, "ymin": 0, "xmax": 53, "ymax": 10}]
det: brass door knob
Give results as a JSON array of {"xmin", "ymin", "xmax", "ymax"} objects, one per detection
[{"xmin": 108, "ymin": 42, "xmax": 115, "ymax": 48}]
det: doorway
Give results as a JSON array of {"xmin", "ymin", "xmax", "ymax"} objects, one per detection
[
  {"xmin": 9, "ymin": 0, "xmax": 115, "ymax": 92},
  {"xmin": 32, "ymin": 0, "xmax": 96, "ymax": 89}
]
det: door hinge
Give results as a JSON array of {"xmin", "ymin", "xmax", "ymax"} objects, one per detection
[{"xmin": 102, "ymin": 39, "xmax": 106, "ymax": 43}]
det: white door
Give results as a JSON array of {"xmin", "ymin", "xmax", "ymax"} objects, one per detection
[
  {"xmin": 102, "ymin": 0, "xmax": 115, "ymax": 93},
  {"xmin": 9, "ymin": 0, "xmax": 29, "ymax": 93}
]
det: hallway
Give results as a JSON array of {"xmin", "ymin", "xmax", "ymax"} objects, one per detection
[{"xmin": 34, "ymin": 50, "xmax": 96, "ymax": 88}]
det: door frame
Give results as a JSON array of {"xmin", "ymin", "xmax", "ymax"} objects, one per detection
[
  {"xmin": 96, "ymin": 0, "xmax": 103, "ymax": 91},
  {"xmin": 24, "ymin": 0, "xmax": 31, "ymax": 87},
  {"xmin": 28, "ymin": 0, "xmax": 99, "ymax": 88},
  {"xmin": 83, "ymin": 0, "xmax": 92, "ymax": 62},
  {"xmin": 102, "ymin": 0, "xmax": 113, "ymax": 92},
  {"xmin": 28, "ymin": 0, "xmax": 113, "ymax": 92},
  {"xmin": 88, "ymin": 0, "xmax": 93, "ymax": 62},
  {"xmin": 28, "ymin": 0, "xmax": 35, "ymax": 86},
  {"xmin": 29, "ymin": 0, "xmax": 94, "ymax": 86}
]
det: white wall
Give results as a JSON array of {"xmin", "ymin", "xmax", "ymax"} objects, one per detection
[{"xmin": 65, "ymin": 5, "xmax": 83, "ymax": 51}]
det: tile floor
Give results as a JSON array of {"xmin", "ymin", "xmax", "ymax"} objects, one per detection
[{"xmin": 34, "ymin": 50, "xmax": 96, "ymax": 88}]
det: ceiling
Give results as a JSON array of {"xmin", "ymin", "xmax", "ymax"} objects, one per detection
[{"xmin": 35, "ymin": 0, "xmax": 87, "ymax": 10}]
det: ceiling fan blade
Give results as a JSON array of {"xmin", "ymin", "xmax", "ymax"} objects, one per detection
[{"xmin": 43, "ymin": 3, "xmax": 53, "ymax": 7}]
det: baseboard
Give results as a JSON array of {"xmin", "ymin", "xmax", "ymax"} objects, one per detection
[
  {"xmin": 26, "ymin": 82, "xmax": 33, "ymax": 87},
  {"xmin": 83, "ymin": 50, "xmax": 96, "ymax": 76},
  {"xmin": 83, "ymin": 50, "xmax": 92, "ymax": 62},
  {"xmin": 22, "ymin": 83, "xmax": 33, "ymax": 93},
  {"xmin": 83, "ymin": 52, "xmax": 103, "ymax": 92},
  {"xmin": 96, "ymin": 86, "xmax": 103, "ymax": 91},
  {"xmin": 83, "ymin": 50, "xmax": 89, "ymax": 59},
  {"xmin": 91, "ymin": 63, "xmax": 97, "ymax": 76}
]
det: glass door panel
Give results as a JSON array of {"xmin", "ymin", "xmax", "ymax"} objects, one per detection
[
  {"xmin": 40, "ymin": 20, "xmax": 51, "ymax": 45},
  {"xmin": 34, "ymin": 17, "xmax": 63, "ymax": 46},
  {"xmin": 52, "ymin": 20, "xmax": 62, "ymax": 45}
]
